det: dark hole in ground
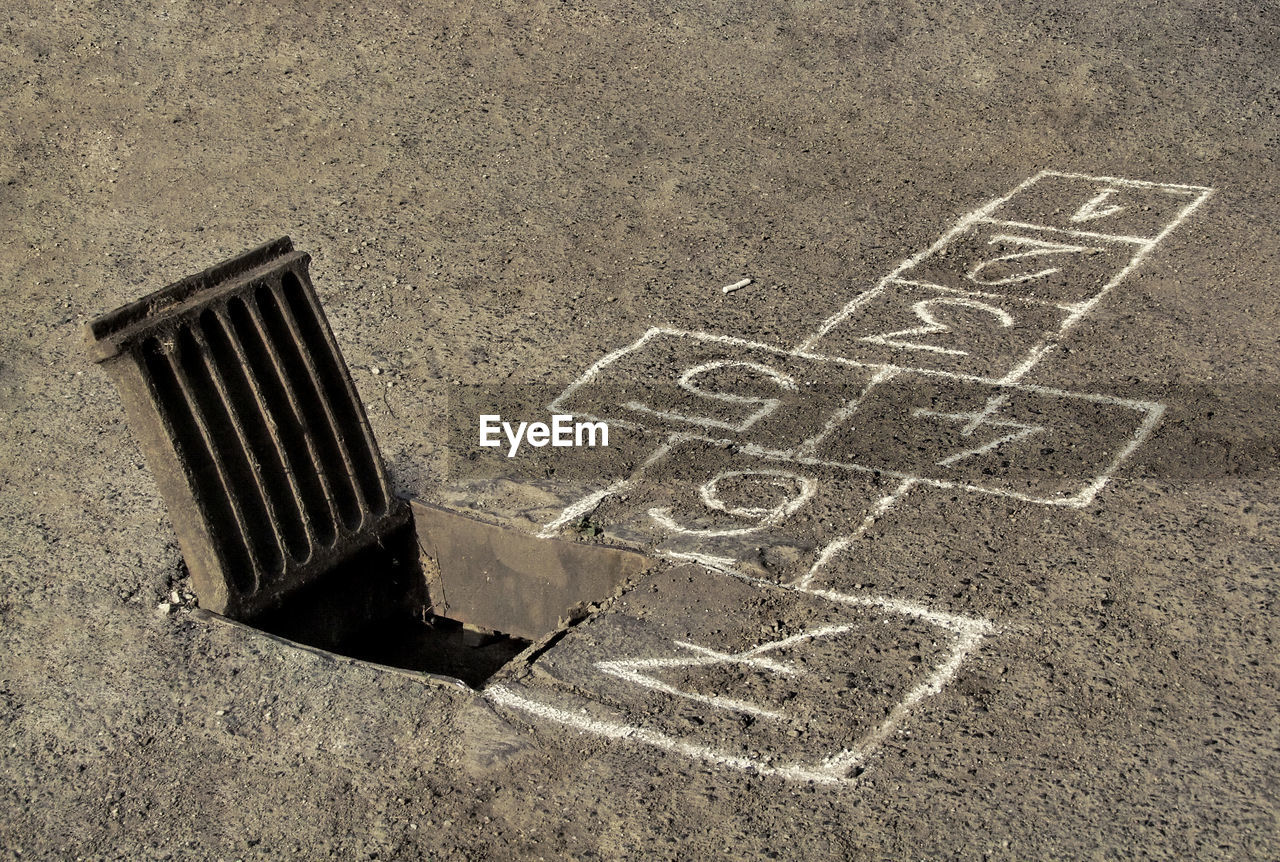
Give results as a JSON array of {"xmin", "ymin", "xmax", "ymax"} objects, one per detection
[
  {"xmin": 244, "ymin": 521, "xmax": 530, "ymax": 688},
  {"xmin": 343, "ymin": 615, "xmax": 530, "ymax": 689}
]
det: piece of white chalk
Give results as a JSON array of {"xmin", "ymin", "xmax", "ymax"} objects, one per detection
[{"xmin": 722, "ymin": 278, "xmax": 752, "ymax": 294}]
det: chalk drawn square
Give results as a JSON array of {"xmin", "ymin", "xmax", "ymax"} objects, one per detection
[
  {"xmin": 590, "ymin": 437, "xmax": 899, "ymax": 584},
  {"xmin": 806, "ymin": 372, "xmax": 1164, "ymax": 506},
  {"xmin": 801, "ymin": 279, "xmax": 1072, "ymax": 379},
  {"xmin": 894, "ymin": 221, "xmax": 1141, "ymax": 307},
  {"xmin": 486, "ymin": 568, "xmax": 994, "ymax": 784},
  {"xmin": 549, "ymin": 328, "xmax": 884, "ymax": 453},
  {"xmin": 985, "ymin": 172, "xmax": 1213, "ymax": 242}
]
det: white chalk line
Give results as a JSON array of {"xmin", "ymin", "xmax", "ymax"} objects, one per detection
[
  {"xmin": 980, "ymin": 218, "xmax": 1153, "ymax": 246},
  {"xmin": 549, "ymin": 456, "xmax": 1115, "ymax": 571},
  {"xmin": 1046, "ymin": 183, "xmax": 1213, "ymax": 338},
  {"xmin": 647, "ymin": 469, "xmax": 817, "ymax": 538},
  {"xmin": 546, "ymin": 327, "xmax": 664, "ymax": 417},
  {"xmin": 913, "ymin": 405, "xmax": 1045, "ymax": 467},
  {"xmin": 1036, "ymin": 170, "xmax": 1212, "ymax": 192},
  {"xmin": 959, "ymin": 391, "xmax": 1011, "ymax": 435},
  {"xmin": 856, "ymin": 296, "xmax": 1016, "ymax": 357},
  {"xmin": 513, "ymin": 170, "xmax": 1206, "ymax": 781},
  {"xmin": 535, "ymin": 438, "xmax": 676, "ymax": 538},
  {"xmin": 595, "ymin": 626, "xmax": 854, "ymax": 721},
  {"xmin": 717, "ymin": 362, "xmax": 1160, "ymax": 503},
  {"xmin": 966, "ymin": 233, "xmax": 1105, "ymax": 288},
  {"xmin": 820, "ymin": 626, "xmax": 987, "ymax": 772},
  {"xmin": 993, "ymin": 344, "xmax": 1058, "ymax": 385},
  {"xmin": 696, "ymin": 435, "xmax": 1135, "ymax": 513},
  {"xmin": 1071, "ymin": 187, "xmax": 1126, "ymax": 223},
  {"xmin": 541, "ymin": 403, "xmax": 1159, "ymax": 542},
  {"xmin": 674, "ymin": 640, "xmax": 796, "ymax": 675},
  {"xmin": 536, "ymin": 481, "xmax": 635, "ymax": 539},
  {"xmin": 1052, "ymin": 399, "xmax": 1168, "ymax": 508},
  {"xmin": 545, "ymin": 171, "xmax": 1208, "ymax": 426},
  {"xmin": 656, "ymin": 549, "xmax": 741, "ymax": 575},
  {"xmin": 491, "ymin": 573, "xmax": 998, "ymax": 783},
  {"xmin": 1148, "ymin": 187, "xmax": 1215, "ymax": 242},
  {"xmin": 803, "ymin": 231, "xmax": 1144, "ymax": 382},
  {"xmin": 622, "ymin": 402, "xmax": 764, "ymax": 434},
  {"xmin": 791, "ymin": 476, "xmax": 919, "ymax": 590},
  {"xmin": 790, "ymin": 344, "xmax": 1039, "ymax": 387},
  {"xmin": 793, "ymin": 171, "xmax": 1050, "ymax": 353},
  {"xmin": 483, "ymin": 685, "xmax": 849, "ymax": 784},
  {"xmin": 622, "ymin": 359, "xmax": 799, "ymax": 433},
  {"xmin": 788, "ymin": 385, "xmax": 1158, "ymax": 506},
  {"xmin": 794, "ymin": 366, "xmax": 899, "ymax": 459},
  {"xmin": 797, "ymin": 175, "xmax": 1211, "ymax": 381},
  {"xmin": 699, "ymin": 469, "xmax": 813, "ymax": 518},
  {"xmin": 485, "ymin": 591, "xmax": 995, "ymax": 783},
  {"xmin": 888, "ymin": 277, "xmax": 1083, "ymax": 313},
  {"xmin": 1057, "ymin": 240, "xmax": 1178, "ymax": 336},
  {"xmin": 538, "ymin": 326, "xmax": 1168, "ymax": 540},
  {"xmin": 552, "ymin": 324, "xmax": 1168, "ymax": 397},
  {"xmin": 813, "ymin": 590, "xmax": 996, "ymax": 637},
  {"xmin": 816, "ymin": 591, "xmax": 995, "ymax": 774}
]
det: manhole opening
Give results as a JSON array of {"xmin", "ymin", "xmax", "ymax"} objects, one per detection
[
  {"xmin": 237, "ymin": 518, "xmax": 535, "ymax": 689},
  {"xmin": 344, "ymin": 615, "xmax": 532, "ymax": 689},
  {"xmin": 230, "ymin": 503, "xmax": 657, "ymax": 689},
  {"xmin": 89, "ymin": 237, "xmax": 652, "ymax": 689}
]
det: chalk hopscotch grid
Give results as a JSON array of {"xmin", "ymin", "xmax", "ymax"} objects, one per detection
[
  {"xmin": 796, "ymin": 171, "xmax": 1214, "ymax": 366},
  {"xmin": 542, "ymin": 327, "xmax": 1166, "ymax": 508},
  {"xmin": 488, "ymin": 170, "xmax": 1213, "ymax": 783}
]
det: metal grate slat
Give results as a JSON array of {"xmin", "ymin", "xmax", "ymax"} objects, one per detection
[
  {"xmin": 277, "ymin": 271, "xmax": 392, "ymax": 515},
  {"xmin": 186, "ymin": 319, "xmax": 294, "ymax": 574},
  {"xmin": 220, "ymin": 294, "xmax": 339, "ymax": 552},
  {"xmin": 157, "ymin": 335, "xmax": 267, "ymax": 592},
  {"xmin": 201, "ymin": 306, "xmax": 314, "ymax": 566},
  {"xmin": 237, "ymin": 295, "xmax": 347, "ymax": 544},
  {"xmin": 253, "ymin": 282, "xmax": 367, "ymax": 530}
]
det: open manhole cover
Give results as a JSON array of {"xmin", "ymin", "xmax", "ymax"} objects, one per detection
[{"xmin": 88, "ymin": 238, "xmax": 652, "ymax": 687}]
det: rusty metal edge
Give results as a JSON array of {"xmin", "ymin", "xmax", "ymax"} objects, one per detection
[{"xmin": 85, "ymin": 237, "xmax": 302, "ymax": 362}]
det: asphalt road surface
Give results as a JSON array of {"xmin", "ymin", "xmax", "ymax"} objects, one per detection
[{"xmin": 2, "ymin": 1, "xmax": 1277, "ymax": 859}]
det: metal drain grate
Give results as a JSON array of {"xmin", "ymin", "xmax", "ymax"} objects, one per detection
[{"xmin": 88, "ymin": 237, "xmax": 409, "ymax": 619}]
